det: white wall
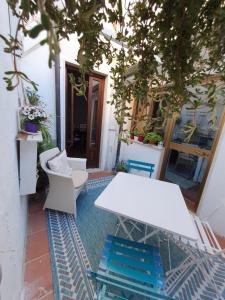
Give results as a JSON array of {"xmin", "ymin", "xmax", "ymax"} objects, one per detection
[
  {"xmin": 120, "ymin": 141, "xmax": 165, "ymax": 179},
  {"xmin": 59, "ymin": 34, "xmax": 115, "ymax": 170},
  {"xmin": 197, "ymin": 123, "xmax": 225, "ymax": 236},
  {"xmin": 0, "ymin": 2, "xmax": 28, "ymax": 299},
  {"xmin": 22, "ymin": 44, "xmax": 56, "ymax": 140},
  {"xmin": 22, "ymin": 32, "xmax": 119, "ymax": 170}
]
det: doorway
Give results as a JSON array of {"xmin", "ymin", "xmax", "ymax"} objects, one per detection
[
  {"xmin": 161, "ymin": 94, "xmax": 225, "ymax": 211},
  {"xmin": 65, "ymin": 64, "xmax": 105, "ymax": 168}
]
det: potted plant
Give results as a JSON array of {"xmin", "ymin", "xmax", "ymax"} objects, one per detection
[
  {"xmin": 144, "ymin": 132, "xmax": 163, "ymax": 145},
  {"xmin": 20, "ymin": 105, "xmax": 48, "ymax": 133},
  {"xmin": 138, "ymin": 131, "xmax": 145, "ymax": 143},
  {"xmin": 114, "ymin": 161, "xmax": 128, "ymax": 174}
]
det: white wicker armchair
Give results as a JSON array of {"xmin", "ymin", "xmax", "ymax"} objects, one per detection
[{"xmin": 40, "ymin": 147, "xmax": 88, "ymax": 217}]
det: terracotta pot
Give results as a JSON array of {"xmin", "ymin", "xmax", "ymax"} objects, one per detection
[
  {"xmin": 149, "ymin": 140, "xmax": 156, "ymax": 145},
  {"xmin": 138, "ymin": 135, "xmax": 144, "ymax": 142}
]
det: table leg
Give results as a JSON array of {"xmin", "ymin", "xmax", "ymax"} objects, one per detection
[
  {"xmin": 117, "ymin": 216, "xmax": 134, "ymax": 240},
  {"xmin": 138, "ymin": 229, "xmax": 160, "ymax": 243},
  {"xmin": 166, "ymin": 255, "xmax": 195, "ymax": 276}
]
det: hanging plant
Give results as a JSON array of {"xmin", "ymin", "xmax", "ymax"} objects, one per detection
[
  {"xmin": 1, "ymin": 0, "xmax": 225, "ymax": 158},
  {"xmin": 112, "ymin": 0, "xmax": 225, "ymax": 147},
  {"xmin": 1, "ymin": 0, "xmax": 120, "ymax": 93}
]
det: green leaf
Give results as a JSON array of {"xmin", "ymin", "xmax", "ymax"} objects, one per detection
[
  {"xmin": 7, "ymin": 86, "xmax": 14, "ymax": 91},
  {"xmin": 28, "ymin": 24, "xmax": 44, "ymax": 39},
  {"xmin": 0, "ymin": 34, "xmax": 11, "ymax": 46},
  {"xmin": 65, "ymin": 0, "xmax": 76, "ymax": 13},
  {"xmin": 17, "ymin": 71, "xmax": 29, "ymax": 79},
  {"xmin": 41, "ymin": 13, "xmax": 51, "ymax": 30},
  {"xmin": 40, "ymin": 38, "xmax": 48, "ymax": 46},
  {"xmin": 31, "ymin": 81, "xmax": 38, "ymax": 91},
  {"xmin": 20, "ymin": 0, "xmax": 30, "ymax": 13},
  {"xmin": 5, "ymin": 71, "xmax": 16, "ymax": 75}
]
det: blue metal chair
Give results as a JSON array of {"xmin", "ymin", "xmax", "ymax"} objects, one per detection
[
  {"xmin": 122, "ymin": 160, "xmax": 155, "ymax": 239},
  {"xmin": 127, "ymin": 160, "xmax": 155, "ymax": 178},
  {"xmin": 88, "ymin": 235, "xmax": 175, "ymax": 300}
]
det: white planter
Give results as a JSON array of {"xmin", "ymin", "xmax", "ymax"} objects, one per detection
[
  {"xmin": 134, "ymin": 136, "xmax": 138, "ymax": 142},
  {"xmin": 120, "ymin": 141, "xmax": 165, "ymax": 179}
]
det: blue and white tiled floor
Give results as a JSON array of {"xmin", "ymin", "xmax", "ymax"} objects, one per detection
[
  {"xmin": 24, "ymin": 171, "xmax": 112, "ymax": 300},
  {"xmin": 24, "ymin": 171, "xmax": 225, "ymax": 300}
]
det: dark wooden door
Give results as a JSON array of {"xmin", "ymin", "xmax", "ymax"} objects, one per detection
[{"xmin": 86, "ymin": 76, "xmax": 104, "ymax": 168}]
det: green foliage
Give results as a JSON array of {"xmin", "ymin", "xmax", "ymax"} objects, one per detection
[
  {"xmin": 26, "ymin": 87, "xmax": 40, "ymax": 105},
  {"xmin": 144, "ymin": 132, "xmax": 163, "ymax": 144},
  {"xmin": 120, "ymin": 0, "xmax": 225, "ymax": 135},
  {"xmin": 3, "ymin": 0, "xmax": 120, "ymax": 93},
  {"xmin": 24, "ymin": 88, "xmax": 54, "ymax": 154},
  {"xmin": 1, "ymin": 0, "xmax": 225, "ymax": 146},
  {"xmin": 38, "ymin": 124, "xmax": 55, "ymax": 155},
  {"xmin": 114, "ymin": 161, "xmax": 127, "ymax": 174},
  {"xmin": 0, "ymin": 32, "xmax": 38, "ymax": 90},
  {"xmin": 132, "ymin": 128, "xmax": 138, "ymax": 136},
  {"xmin": 181, "ymin": 122, "xmax": 197, "ymax": 144},
  {"xmin": 109, "ymin": 47, "xmax": 133, "ymax": 127}
]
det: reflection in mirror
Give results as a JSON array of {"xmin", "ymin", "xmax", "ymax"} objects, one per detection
[
  {"xmin": 90, "ymin": 80, "xmax": 99, "ymax": 147},
  {"xmin": 165, "ymin": 150, "xmax": 208, "ymax": 204},
  {"xmin": 172, "ymin": 84, "xmax": 225, "ymax": 150}
]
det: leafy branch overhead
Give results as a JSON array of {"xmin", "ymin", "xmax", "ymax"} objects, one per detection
[
  {"xmin": 1, "ymin": 0, "xmax": 225, "ymax": 142},
  {"xmin": 2, "ymin": 0, "xmax": 119, "ymax": 90}
]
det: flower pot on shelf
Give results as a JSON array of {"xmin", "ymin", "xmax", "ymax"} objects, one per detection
[
  {"xmin": 20, "ymin": 105, "xmax": 48, "ymax": 134},
  {"xmin": 144, "ymin": 132, "xmax": 163, "ymax": 146},
  {"xmin": 157, "ymin": 141, "xmax": 164, "ymax": 148},
  {"xmin": 24, "ymin": 122, "xmax": 39, "ymax": 133},
  {"xmin": 134, "ymin": 136, "xmax": 138, "ymax": 142},
  {"xmin": 138, "ymin": 135, "xmax": 144, "ymax": 142}
]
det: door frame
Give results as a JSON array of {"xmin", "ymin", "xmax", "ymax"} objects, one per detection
[
  {"xmin": 86, "ymin": 74, "xmax": 105, "ymax": 168},
  {"xmin": 65, "ymin": 62, "xmax": 105, "ymax": 168},
  {"xmin": 160, "ymin": 106, "xmax": 225, "ymax": 211}
]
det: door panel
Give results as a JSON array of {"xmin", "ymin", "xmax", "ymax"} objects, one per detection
[
  {"xmin": 65, "ymin": 67, "xmax": 88, "ymax": 158},
  {"xmin": 65, "ymin": 72, "xmax": 74, "ymax": 151},
  {"xmin": 86, "ymin": 76, "xmax": 104, "ymax": 168},
  {"xmin": 164, "ymin": 150, "xmax": 208, "ymax": 204},
  {"xmin": 69, "ymin": 85, "xmax": 74, "ymax": 148},
  {"xmin": 161, "ymin": 100, "xmax": 225, "ymax": 210},
  {"xmin": 65, "ymin": 64, "xmax": 104, "ymax": 167},
  {"xmin": 171, "ymin": 102, "xmax": 224, "ymax": 150}
]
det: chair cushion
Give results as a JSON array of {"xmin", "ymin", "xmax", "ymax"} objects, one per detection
[
  {"xmin": 48, "ymin": 150, "xmax": 72, "ymax": 176},
  {"xmin": 72, "ymin": 170, "xmax": 88, "ymax": 188}
]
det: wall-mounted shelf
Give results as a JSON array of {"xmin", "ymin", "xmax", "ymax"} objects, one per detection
[{"xmin": 17, "ymin": 132, "xmax": 42, "ymax": 195}]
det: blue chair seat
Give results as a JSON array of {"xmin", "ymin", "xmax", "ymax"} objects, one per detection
[{"xmin": 88, "ymin": 235, "xmax": 175, "ymax": 300}]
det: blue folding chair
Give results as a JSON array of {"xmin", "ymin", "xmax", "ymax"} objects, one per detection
[
  {"xmin": 88, "ymin": 235, "xmax": 175, "ymax": 300},
  {"xmin": 115, "ymin": 160, "xmax": 155, "ymax": 239},
  {"xmin": 127, "ymin": 160, "xmax": 155, "ymax": 178}
]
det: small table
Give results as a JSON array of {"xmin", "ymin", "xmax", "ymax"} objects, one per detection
[{"xmin": 95, "ymin": 172, "xmax": 198, "ymax": 242}]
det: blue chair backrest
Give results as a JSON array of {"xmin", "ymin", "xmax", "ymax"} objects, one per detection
[
  {"xmin": 88, "ymin": 235, "xmax": 175, "ymax": 300},
  {"xmin": 127, "ymin": 159, "xmax": 155, "ymax": 178}
]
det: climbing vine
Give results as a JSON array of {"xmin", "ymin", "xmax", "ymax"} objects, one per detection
[
  {"xmin": 1, "ymin": 0, "xmax": 225, "ymax": 149},
  {"xmin": 1, "ymin": 0, "xmax": 120, "ymax": 91},
  {"xmin": 121, "ymin": 0, "xmax": 225, "ymax": 130}
]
